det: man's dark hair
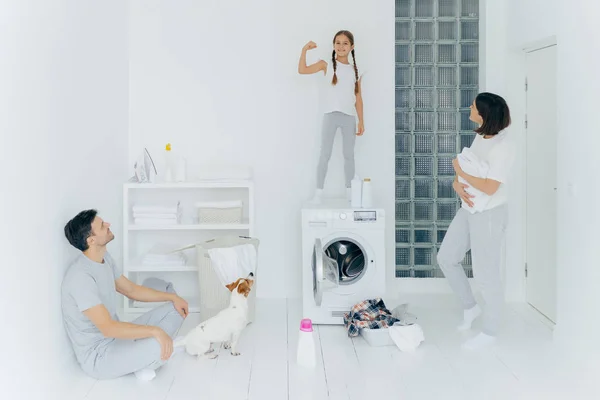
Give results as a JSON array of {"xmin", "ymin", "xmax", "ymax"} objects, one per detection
[
  {"xmin": 64, "ymin": 209, "xmax": 97, "ymax": 251},
  {"xmin": 474, "ymin": 92, "xmax": 511, "ymax": 136}
]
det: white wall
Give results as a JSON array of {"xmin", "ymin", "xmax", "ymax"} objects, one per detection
[
  {"xmin": 128, "ymin": 0, "xmax": 395, "ymax": 298},
  {"xmin": 499, "ymin": 0, "xmax": 600, "ymax": 389},
  {"xmin": 553, "ymin": 0, "xmax": 600, "ymax": 386},
  {"xmin": 507, "ymin": 0, "xmax": 556, "ymax": 47},
  {"xmin": 479, "ymin": 0, "xmax": 558, "ymax": 303},
  {"xmin": 0, "ymin": 1, "xmax": 128, "ymax": 398}
]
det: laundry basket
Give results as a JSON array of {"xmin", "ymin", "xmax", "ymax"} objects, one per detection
[{"xmin": 187, "ymin": 236, "xmax": 259, "ymax": 322}]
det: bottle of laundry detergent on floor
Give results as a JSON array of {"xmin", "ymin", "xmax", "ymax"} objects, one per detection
[
  {"xmin": 297, "ymin": 318, "xmax": 316, "ymax": 368},
  {"xmin": 361, "ymin": 178, "xmax": 373, "ymax": 208}
]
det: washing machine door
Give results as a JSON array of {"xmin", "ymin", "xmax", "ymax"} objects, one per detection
[{"xmin": 313, "ymin": 238, "xmax": 339, "ymax": 306}]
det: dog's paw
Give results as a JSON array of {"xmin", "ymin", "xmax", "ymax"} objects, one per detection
[
  {"xmin": 230, "ymin": 351, "xmax": 241, "ymax": 356},
  {"xmin": 207, "ymin": 354, "xmax": 218, "ymax": 360},
  {"xmin": 223, "ymin": 342, "xmax": 231, "ymax": 349},
  {"xmin": 205, "ymin": 348, "xmax": 214, "ymax": 354}
]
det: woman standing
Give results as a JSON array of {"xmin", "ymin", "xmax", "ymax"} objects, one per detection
[{"xmin": 437, "ymin": 92, "xmax": 514, "ymax": 350}]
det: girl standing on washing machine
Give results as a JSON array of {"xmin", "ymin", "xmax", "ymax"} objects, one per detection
[
  {"xmin": 437, "ymin": 92, "xmax": 515, "ymax": 350},
  {"xmin": 297, "ymin": 30, "xmax": 365, "ymax": 204}
]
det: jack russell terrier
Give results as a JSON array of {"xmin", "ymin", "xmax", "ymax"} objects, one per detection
[{"xmin": 175, "ymin": 273, "xmax": 254, "ymax": 359}]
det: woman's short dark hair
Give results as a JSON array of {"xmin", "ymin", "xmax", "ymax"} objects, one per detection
[
  {"xmin": 474, "ymin": 92, "xmax": 511, "ymax": 136},
  {"xmin": 64, "ymin": 209, "xmax": 97, "ymax": 251}
]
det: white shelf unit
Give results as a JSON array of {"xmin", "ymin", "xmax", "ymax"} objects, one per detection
[{"xmin": 122, "ymin": 180, "xmax": 255, "ymax": 314}]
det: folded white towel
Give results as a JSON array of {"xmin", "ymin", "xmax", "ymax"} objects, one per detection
[
  {"xmin": 457, "ymin": 148, "xmax": 491, "ymax": 214},
  {"xmin": 142, "ymin": 253, "xmax": 186, "ymax": 261},
  {"xmin": 133, "ymin": 213, "xmax": 179, "ymax": 219},
  {"xmin": 132, "ymin": 204, "xmax": 179, "ymax": 214},
  {"xmin": 207, "ymin": 244, "xmax": 257, "ymax": 286},
  {"xmin": 134, "ymin": 218, "xmax": 178, "ymax": 225},
  {"xmin": 142, "ymin": 255, "xmax": 187, "ymax": 263},
  {"xmin": 141, "ymin": 248, "xmax": 187, "ymax": 266},
  {"xmin": 194, "ymin": 200, "xmax": 243, "ymax": 209},
  {"xmin": 145, "ymin": 244, "xmax": 184, "ymax": 254},
  {"xmin": 143, "ymin": 253, "xmax": 185, "ymax": 260}
]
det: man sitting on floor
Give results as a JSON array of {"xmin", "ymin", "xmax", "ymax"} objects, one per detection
[{"xmin": 61, "ymin": 209, "xmax": 188, "ymax": 381}]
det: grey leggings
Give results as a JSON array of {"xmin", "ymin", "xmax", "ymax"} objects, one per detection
[
  {"xmin": 86, "ymin": 278, "xmax": 184, "ymax": 379},
  {"xmin": 437, "ymin": 206, "xmax": 507, "ymax": 335},
  {"xmin": 317, "ymin": 111, "xmax": 356, "ymax": 189}
]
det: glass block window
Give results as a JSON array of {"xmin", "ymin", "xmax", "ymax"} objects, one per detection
[{"xmin": 395, "ymin": 0, "xmax": 478, "ymax": 278}]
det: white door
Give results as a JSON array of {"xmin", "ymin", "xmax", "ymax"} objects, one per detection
[{"xmin": 525, "ymin": 44, "xmax": 557, "ymax": 322}]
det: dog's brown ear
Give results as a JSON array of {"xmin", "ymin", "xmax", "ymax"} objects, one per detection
[
  {"xmin": 237, "ymin": 280, "xmax": 252, "ymax": 297},
  {"xmin": 225, "ymin": 279, "xmax": 241, "ymax": 292}
]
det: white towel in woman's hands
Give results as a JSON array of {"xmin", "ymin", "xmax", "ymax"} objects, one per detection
[{"xmin": 457, "ymin": 148, "xmax": 491, "ymax": 213}]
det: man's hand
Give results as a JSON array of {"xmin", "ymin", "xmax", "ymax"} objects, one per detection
[
  {"xmin": 152, "ymin": 327, "xmax": 173, "ymax": 361},
  {"xmin": 172, "ymin": 295, "xmax": 189, "ymax": 318}
]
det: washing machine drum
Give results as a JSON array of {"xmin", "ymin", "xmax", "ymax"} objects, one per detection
[{"xmin": 325, "ymin": 240, "xmax": 366, "ymax": 284}]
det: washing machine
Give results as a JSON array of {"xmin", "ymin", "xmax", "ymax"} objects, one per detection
[{"xmin": 301, "ymin": 199, "xmax": 386, "ymax": 325}]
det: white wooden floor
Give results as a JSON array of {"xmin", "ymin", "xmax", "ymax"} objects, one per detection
[{"xmin": 59, "ymin": 297, "xmax": 592, "ymax": 400}]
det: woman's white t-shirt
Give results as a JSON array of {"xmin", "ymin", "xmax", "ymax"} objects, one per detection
[
  {"xmin": 467, "ymin": 131, "xmax": 515, "ymax": 210},
  {"xmin": 320, "ymin": 59, "xmax": 361, "ymax": 117}
]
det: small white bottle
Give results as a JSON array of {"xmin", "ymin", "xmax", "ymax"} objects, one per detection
[
  {"xmin": 361, "ymin": 178, "xmax": 373, "ymax": 208},
  {"xmin": 351, "ymin": 176, "xmax": 362, "ymax": 208},
  {"xmin": 297, "ymin": 318, "xmax": 316, "ymax": 368},
  {"xmin": 175, "ymin": 156, "xmax": 187, "ymax": 182},
  {"xmin": 164, "ymin": 143, "xmax": 174, "ymax": 182}
]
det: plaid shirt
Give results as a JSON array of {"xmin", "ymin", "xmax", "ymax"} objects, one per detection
[{"xmin": 343, "ymin": 298, "xmax": 399, "ymax": 337}]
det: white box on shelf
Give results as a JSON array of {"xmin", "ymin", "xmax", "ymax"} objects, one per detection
[{"xmin": 195, "ymin": 200, "xmax": 243, "ymax": 224}]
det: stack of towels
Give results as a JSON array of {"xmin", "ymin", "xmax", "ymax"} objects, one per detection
[
  {"xmin": 141, "ymin": 245, "xmax": 187, "ymax": 267},
  {"xmin": 132, "ymin": 203, "xmax": 181, "ymax": 225},
  {"xmin": 457, "ymin": 148, "xmax": 491, "ymax": 213}
]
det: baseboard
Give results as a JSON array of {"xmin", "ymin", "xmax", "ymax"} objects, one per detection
[{"xmin": 509, "ymin": 302, "xmax": 556, "ymax": 332}]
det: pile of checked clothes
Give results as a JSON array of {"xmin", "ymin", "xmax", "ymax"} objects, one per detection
[{"xmin": 342, "ymin": 298, "xmax": 400, "ymax": 337}]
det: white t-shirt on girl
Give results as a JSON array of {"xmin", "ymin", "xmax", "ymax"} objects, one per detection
[
  {"xmin": 319, "ymin": 58, "xmax": 362, "ymax": 117},
  {"xmin": 466, "ymin": 130, "xmax": 515, "ymax": 211}
]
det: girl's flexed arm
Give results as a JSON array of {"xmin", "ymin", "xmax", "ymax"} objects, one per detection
[{"xmin": 298, "ymin": 41, "xmax": 327, "ymax": 75}]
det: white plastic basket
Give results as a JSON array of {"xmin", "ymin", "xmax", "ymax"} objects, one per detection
[
  {"xmin": 195, "ymin": 200, "xmax": 243, "ymax": 224},
  {"xmin": 360, "ymin": 328, "xmax": 395, "ymax": 346},
  {"xmin": 179, "ymin": 236, "xmax": 259, "ymax": 322}
]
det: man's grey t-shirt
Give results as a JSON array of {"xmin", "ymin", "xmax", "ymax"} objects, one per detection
[{"xmin": 61, "ymin": 252, "xmax": 122, "ymax": 368}]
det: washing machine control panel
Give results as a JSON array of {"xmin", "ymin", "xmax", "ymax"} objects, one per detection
[{"xmin": 353, "ymin": 210, "xmax": 377, "ymax": 222}]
